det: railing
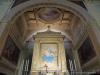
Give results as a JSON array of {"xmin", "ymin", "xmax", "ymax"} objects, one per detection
[{"xmin": 69, "ymin": 71, "xmax": 99, "ymax": 75}]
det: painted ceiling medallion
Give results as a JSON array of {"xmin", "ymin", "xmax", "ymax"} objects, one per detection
[{"xmin": 37, "ymin": 8, "xmax": 62, "ymax": 24}]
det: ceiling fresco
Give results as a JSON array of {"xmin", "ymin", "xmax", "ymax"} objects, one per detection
[{"xmin": 37, "ymin": 8, "xmax": 62, "ymax": 24}]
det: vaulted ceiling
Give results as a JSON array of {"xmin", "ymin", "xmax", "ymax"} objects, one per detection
[{"xmin": 15, "ymin": 7, "xmax": 81, "ymax": 42}]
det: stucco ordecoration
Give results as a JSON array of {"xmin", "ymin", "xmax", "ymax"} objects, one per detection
[{"xmin": 37, "ymin": 7, "xmax": 62, "ymax": 24}]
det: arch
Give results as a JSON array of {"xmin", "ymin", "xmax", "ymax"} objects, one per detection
[
  {"xmin": 1, "ymin": 0, "xmax": 99, "ymax": 40},
  {"xmin": 2, "ymin": 0, "xmax": 95, "ymax": 23}
]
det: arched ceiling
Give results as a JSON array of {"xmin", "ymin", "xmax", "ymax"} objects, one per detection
[
  {"xmin": 12, "ymin": 0, "xmax": 87, "ymax": 10},
  {"xmin": 15, "ymin": 7, "xmax": 81, "ymax": 42}
]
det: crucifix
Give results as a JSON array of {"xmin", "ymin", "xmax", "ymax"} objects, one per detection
[
  {"xmin": 44, "ymin": 64, "xmax": 48, "ymax": 73},
  {"xmin": 47, "ymin": 25, "xmax": 51, "ymax": 31}
]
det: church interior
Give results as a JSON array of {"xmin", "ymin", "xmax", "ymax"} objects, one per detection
[{"xmin": 0, "ymin": 0, "xmax": 100, "ymax": 75}]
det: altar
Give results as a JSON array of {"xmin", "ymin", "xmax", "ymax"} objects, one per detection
[{"xmin": 31, "ymin": 28, "xmax": 69, "ymax": 75}]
